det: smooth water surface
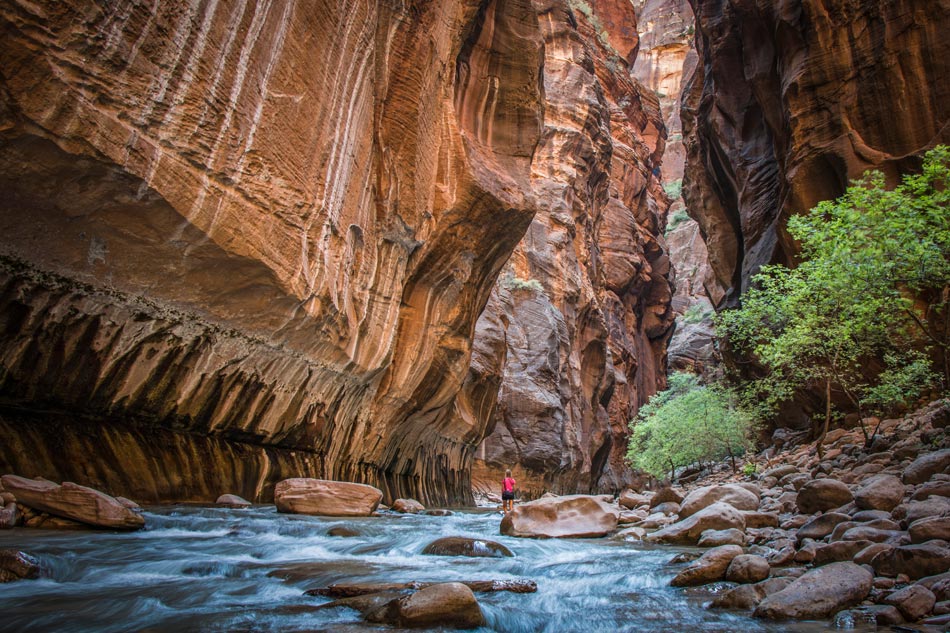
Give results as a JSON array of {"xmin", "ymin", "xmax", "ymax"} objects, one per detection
[{"xmin": 0, "ymin": 506, "xmax": 848, "ymax": 632}]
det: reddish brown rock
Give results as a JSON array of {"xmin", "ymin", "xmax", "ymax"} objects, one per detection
[
  {"xmin": 1, "ymin": 475, "xmax": 144, "ymax": 530},
  {"xmin": 646, "ymin": 501, "xmax": 746, "ymax": 544},
  {"xmin": 854, "ymin": 475, "xmax": 905, "ymax": 512},
  {"xmin": 670, "ymin": 544, "xmax": 744, "ymax": 587},
  {"xmin": 754, "ymin": 562, "xmax": 873, "ymax": 621},
  {"xmin": 725, "ymin": 554, "xmax": 771, "ymax": 584},
  {"xmin": 0, "ymin": 549, "xmax": 40, "ymax": 583},
  {"xmin": 679, "ymin": 484, "xmax": 759, "ymax": 517},
  {"xmin": 499, "ymin": 494, "xmax": 620, "ymax": 538},
  {"xmin": 796, "ymin": 479, "xmax": 853, "ymax": 514},
  {"xmin": 274, "ymin": 479, "xmax": 382, "ymax": 517},
  {"xmin": 391, "ymin": 499, "xmax": 425, "ymax": 515},
  {"xmin": 365, "ymin": 582, "xmax": 485, "ymax": 629}
]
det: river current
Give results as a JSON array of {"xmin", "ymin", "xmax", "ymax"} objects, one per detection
[{"xmin": 0, "ymin": 505, "xmax": 850, "ymax": 632}]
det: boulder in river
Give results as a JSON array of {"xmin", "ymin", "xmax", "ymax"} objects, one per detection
[
  {"xmin": 0, "ymin": 475, "xmax": 144, "ymax": 530},
  {"xmin": 274, "ymin": 478, "xmax": 382, "ymax": 517},
  {"xmin": 422, "ymin": 537, "xmax": 513, "ymax": 558},
  {"xmin": 0, "ymin": 549, "xmax": 40, "ymax": 583},
  {"xmin": 499, "ymin": 495, "xmax": 619, "ymax": 538},
  {"xmin": 216, "ymin": 494, "xmax": 251, "ymax": 508},
  {"xmin": 670, "ymin": 544, "xmax": 743, "ymax": 587},
  {"xmin": 646, "ymin": 502, "xmax": 746, "ymax": 545},
  {"xmin": 365, "ymin": 582, "xmax": 484, "ymax": 629},
  {"xmin": 392, "ymin": 498, "xmax": 425, "ymax": 514},
  {"xmin": 753, "ymin": 562, "xmax": 872, "ymax": 620}
]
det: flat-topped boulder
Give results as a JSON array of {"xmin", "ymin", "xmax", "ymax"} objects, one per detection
[
  {"xmin": 499, "ymin": 495, "xmax": 619, "ymax": 538},
  {"xmin": 274, "ymin": 478, "xmax": 382, "ymax": 517},
  {"xmin": 1, "ymin": 475, "xmax": 144, "ymax": 530},
  {"xmin": 422, "ymin": 537, "xmax": 513, "ymax": 558},
  {"xmin": 754, "ymin": 562, "xmax": 873, "ymax": 620},
  {"xmin": 646, "ymin": 502, "xmax": 746, "ymax": 545},
  {"xmin": 679, "ymin": 484, "xmax": 759, "ymax": 517}
]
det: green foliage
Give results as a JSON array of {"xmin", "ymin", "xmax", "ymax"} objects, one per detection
[
  {"xmin": 663, "ymin": 179, "xmax": 683, "ymax": 200},
  {"xmin": 627, "ymin": 373, "xmax": 758, "ymax": 480},
  {"xmin": 682, "ymin": 303, "xmax": 711, "ymax": 324},
  {"xmin": 717, "ymin": 146, "xmax": 950, "ymax": 444},
  {"xmin": 742, "ymin": 462, "xmax": 757, "ymax": 477},
  {"xmin": 502, "ymin": 274, "xmax": 544, "ymax": 294},
  {"xmin": 665, "ymin": 207, "xmax": 689, "ymax": 234}
]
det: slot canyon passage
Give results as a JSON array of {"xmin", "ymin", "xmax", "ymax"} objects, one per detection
[{"xmin": 0, "ymin": 0, "xmax": 948, "ymax": 631}]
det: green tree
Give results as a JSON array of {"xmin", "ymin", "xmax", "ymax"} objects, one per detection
[
  {"xmin": 717, "ymin": 146, "xmax": 949, "ymax": 454},
  {"xmin": 627, "ymin": 373, "xmax": 757, "ymax": 480}
]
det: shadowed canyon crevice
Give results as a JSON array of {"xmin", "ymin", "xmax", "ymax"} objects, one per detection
[{"xmin": 0, "ymin": 0, "xmax": 674, "ymax": 505}]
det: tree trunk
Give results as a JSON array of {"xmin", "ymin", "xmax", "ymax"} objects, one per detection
[{"xmin": 817, "ymin": 376, "xmax": 832, "ymax": 459}]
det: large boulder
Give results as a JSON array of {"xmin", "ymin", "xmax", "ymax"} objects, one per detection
[
  {"xmin": 670, "ymin": 545, "xmax": 743, "ymax": 587},
  {"xmin": 499, "ymin": 495, "xmax": 619, "ymax": 538},
  {"xmin": 366, "ymin": 582, "xmax": 484, "ymax": 629},
  {"xmin": 796, "ymin": 479, "xmax": 853, "ymax": 514},
  {"xmin": 0, "ymin": 475, "xmax": 144, "ymax": 530},
  {"xmin": 274, "ymin": 478, "xmax": 382, "ymax": 517},
  {"xmin": 421, "ymin": 537, "xmax": 513, "ymax": 558},
  {"xmin": 854, "ymin": 475, "xmax": 905, "ymax": 512},
  {"xmin": 646, "ymin": 502, "xmax": 746, "ymax": 545},
  {"xmin": 679, "ymin": 484, "xmax": 760, "ymax": 518},
  {"xmin": 753, "ymin": 562, "xmax": 873, "ymax": 620},
  {"xmin": 872, "ymin": 542, "xmax": 950, "ymax": 579},
  {"xmin": 711, "ymin": 577, "xmax": 793, "ymax": 610},
  {"xmin": 903, "ymin": 449, "xmax": 950, "ymax": 485}
]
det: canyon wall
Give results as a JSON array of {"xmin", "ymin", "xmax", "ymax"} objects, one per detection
[
  {"xmin": 683, "ymin": 0, "xmax": 950, "ymax": 308},
  {"xmin": 0, "ymin": 0, "xmax": 547, "ymax": 505},
  {"xmin": 0, "ymin": 0, "xmax": 675, "ymax": 504},
  {"xmin": 472, "ymin": 0, "xmax": 675, "ymax": 498}
]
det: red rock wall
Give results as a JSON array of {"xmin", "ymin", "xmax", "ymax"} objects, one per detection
[
  {"xmin": 683, "ymin": 0, "xmax": 950, "ymax": 307},
  {"xmin": 0, "ymin": 0, "xmax": 546, "ymax": 505},
  {"xmin": 471, "ymin": 0, "xmax": 675, "ymax": 498}
]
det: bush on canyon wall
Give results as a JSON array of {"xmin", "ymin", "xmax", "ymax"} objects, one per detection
[
  {"xmin": 718, "ymin": 146, "xmax": 950, "ymax": 453},
  {"xmin": 627, "ymin": 373, "xmax": 757, "ymax": 480}
]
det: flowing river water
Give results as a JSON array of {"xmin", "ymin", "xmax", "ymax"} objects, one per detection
[{"xmin": 0, "ymin": 506, "xmax": 851, "ymax": 632}]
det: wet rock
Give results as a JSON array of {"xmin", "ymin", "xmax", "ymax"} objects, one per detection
[
  {"xmin": 500, "ymin": 495, "xmax": 619, "ymax": 538},
  {"xmin": 853, "ymin": 475, "xmax": 905, "ymax": 512},
  {"xmin": 274, "ymin": 479, "xmax": 382, "ymax": 517},
  {"xmin": 903, "ymin": 449, "xmax": 950, "ymax": 485},
  {"xmin": 1, "ymin": 475, "xmax": 144, "ymax": 530},
  {"xmin": 753, "ymin": 562, "xmax": 872, "ymax": 620},
  {"xmin": 307, "ymin": 579, "xmax": 537, "ymax": 598},
  {"xmin": 884, "ymin": 584, "xmax": 936, "ymax": 621},
  {"xmin": 698, "ymin": 528, "xmax": 745, "ymax": 547},
  {"xmin": 216, "ymin": 494, "xmax": 251, "ymax": 508},
  {"xmin": 392, "ymin": 499, "xmax": 425, "ymax": 514},
  {"xmin": 796, "ymin": 479, "xmax": 853, "ymax": 514},
  {"xmin": 872, "ymin": 542, "xmax": 950, "ymax": 579},
  {"xmin": 424, "ymin": 509, "xmax": 453, "ymax": 517},
  {"xmin": 422, "ymin": 537, "xmax": 513, "ymax": 558},
  {"xmin": 365, "ymin": 582, "xmax": 484, "ymax": 629},
  {"xmin": 711, "ymin": 577, "xmax": 793, "ymax": 610},
  {"xmin": 725, "ymin": 555, "xmax": 770, "ymax": 584},
  {"xmin": 795, "ymin": 512, "xmax": 851, "ymax": 541},
  {"xmin": 679, "ymin": 484, "xmax": 759, "ymax": 518},
  {"xmin": 909, "ymin": 516, "xmax": 950, "ymax": 543},
  {"xmin": 0, "ymin": 502, "xmax": 18, "ymax": 528},
  {"xmin": 646, "ymin": 502, "xmax": 746, "ymax": 545},
  {"xmin": 327, "ymin": 526, "xmax": 360, "ymax": 537},
  {"xmin": 670, "ymin": 545, "xmax": 743, "ymax": 587},
  {"xmin": 649, "ymin": 486, "xmax": 684, "ymax": 508},
  {"xmin": 831, "ymin": 605, "xmax": 904, "ymax": 628},
  {"xmin": 0, "ymin": 549, "xmax": 40, "ymax": 583}
]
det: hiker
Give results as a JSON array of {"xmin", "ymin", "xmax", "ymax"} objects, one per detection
[{"xmin": 502, "ymin": 469, "xmax": 516, "ymax": 513}]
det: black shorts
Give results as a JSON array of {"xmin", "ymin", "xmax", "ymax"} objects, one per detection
[{"xmin": 502, "ymin": 491, "xmax": 514, "ymax": 501}]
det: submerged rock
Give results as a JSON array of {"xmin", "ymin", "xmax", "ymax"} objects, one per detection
[
  {"xmin": 327, "ymin": 526, "xmax": 360, "ymax": 538},
  {"xmin": 1, "ymin": 475, "xmax": 144, "ymax": 530},
  {"xmin": 0, "ymin": 549, "xmax": 40, "ymax": 583},
  {"xmin": 216, "ymin": 494, "xmax": 251, "ymax": 508},
  {"xmin": 499, "ymin": 495, "xmax": 619, "ymax": 538},
  {"xmin": 274, "ymin": 478, "xmax": 382, "ymax": 517},
  {"xmin": 422, "ymin": 537, "xmax": 513, "ymax": 558}
]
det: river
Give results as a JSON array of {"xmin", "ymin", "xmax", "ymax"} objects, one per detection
[{"xmin": 0, "ymin": 506, "xmax": 849, "ymax": 632}]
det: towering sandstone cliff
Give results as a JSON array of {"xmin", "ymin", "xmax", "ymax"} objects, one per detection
[
  {"xmin": 683, "ymin": 0, "xmax": 950, "ymax": 308},
  {"xmin": 471, "ymin": 0, "xmax": 675, "ymax": 497},
  {"xmin": 0, "ymin": 1, "xmax": 672, "ymax": 503}
]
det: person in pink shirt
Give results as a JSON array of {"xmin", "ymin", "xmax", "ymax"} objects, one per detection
[{"xmin": 502, "ymin": 469, "xmax": 516, "ymax": 513}]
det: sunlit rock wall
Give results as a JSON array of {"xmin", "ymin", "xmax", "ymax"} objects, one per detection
[
  {"xmin": 683, "ymin": 0, "xmax": 950, "ymax": 307},
  {"xmin": 471, "ymin": 0, "xmax": 675, "ymax": 498},
  {"xmin": 0, "ymin": 0, "xmax": 546, "ymax": 505}
]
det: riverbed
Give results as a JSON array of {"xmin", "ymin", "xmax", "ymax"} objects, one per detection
[{"xmin": 0, "ymin": 506, "xmax": 852, "ymax": 632}]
